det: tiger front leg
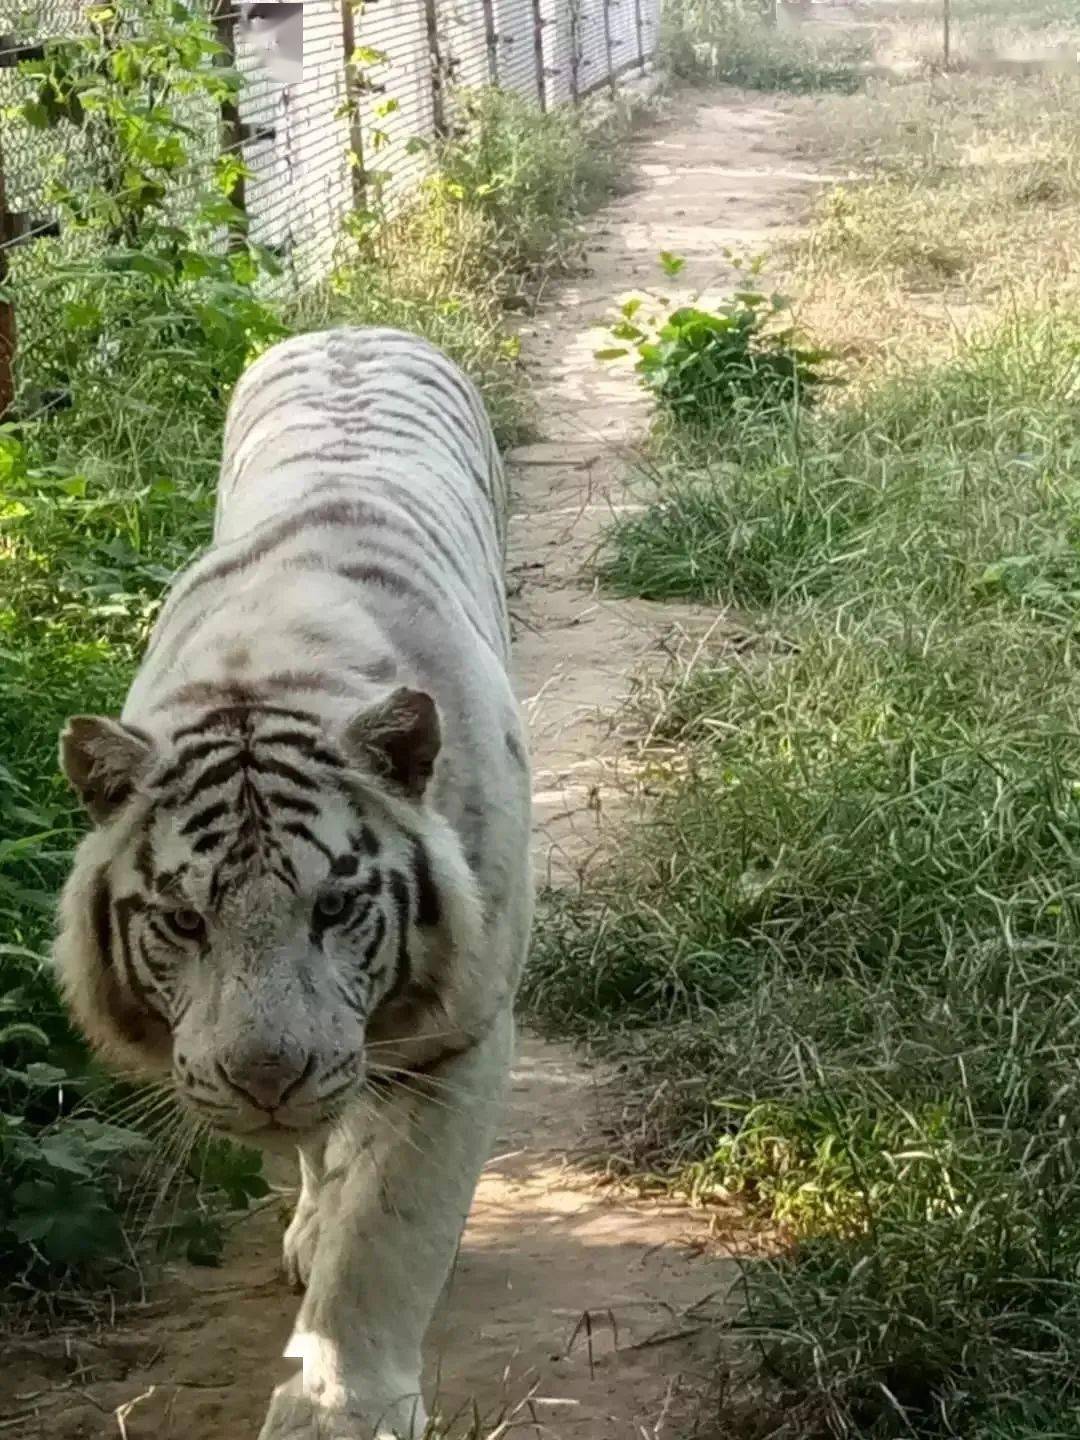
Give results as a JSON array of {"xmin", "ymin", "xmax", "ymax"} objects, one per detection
[
  {"xmin": 259, "ymin": 1010, "xmax": 514, "ymax": 1440},
  {"xmin": 283, "ymin": 1146, "xmax": 324, "ymax": 1293}
]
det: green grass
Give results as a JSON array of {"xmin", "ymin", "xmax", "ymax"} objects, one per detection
[
  {"xmin": 426, "ymin": 87, "xmax": 632, "ymax": 282},
  {"xmin": 525, "ymin": 301, "xmax": 1080, "ymax": 1434},
  {"xmin": 555, "ymin": 50, "xmax": 1080, "ymax": 1434},
  {"xmin": 895, "ymin": 0, "xmax": 1077, "ymax": 19},
  {"xmin": 871, "ymin": 0, "xmax": 1080, "ymax": 75},
  {"xmin": 601, "ymin": 310, "xmax": 1080, "ymax": 612},
  {"xmin": 662, "ymin": 0, "xmax": 871, "ymax": 93},
  {"xmin": 799, "ymin": 74, "xmax": 1080, "ymax": 291},
  {"xmin": 0, "ymin": 83, "xmax": 629, "ymax": 1298}
]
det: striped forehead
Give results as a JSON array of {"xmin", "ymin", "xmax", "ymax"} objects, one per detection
[{"xmin": 141, "ymin": 706, "xmax": 371, "ymax": 902}]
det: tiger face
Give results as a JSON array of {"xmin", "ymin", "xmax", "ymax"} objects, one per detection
[{"xmin": 55, "ymin": 688, "xmax": 457, "ymax": 1149}]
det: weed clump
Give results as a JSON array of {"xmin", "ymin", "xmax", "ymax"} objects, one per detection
[
  {"xmin": 663, "ymin": 0, "xmax": 869, "ymax": 93},
  {"xmin": 600, "ymin": 253, "xmax": 831, "ymax": 429}
]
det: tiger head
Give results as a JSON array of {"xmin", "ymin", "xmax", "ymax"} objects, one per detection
[{"xmin": 53, "ymin": 687, "xmax": 482, "ymax": 1149}]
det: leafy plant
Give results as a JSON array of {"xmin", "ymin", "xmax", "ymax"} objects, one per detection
[
  {"xmin": 425, "ymin": 87, "xmax": 626, "ymax": 281},
  {"xmin": 599, "ymin": 253, "xmax": 832, "ymax": 424},
  {"xmin": 15, "ymin": 0, "xmax": 286, "ymax": 409},
  {"xmin": 2, "ymin": 1110, "xmax": 146, "ymax": 1269}
]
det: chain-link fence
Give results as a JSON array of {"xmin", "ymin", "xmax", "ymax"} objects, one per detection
[{"xmin": 0, "ymin": 0, "xmax": 660, "ymax": 416}]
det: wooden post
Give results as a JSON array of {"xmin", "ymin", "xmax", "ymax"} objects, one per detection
[
  {"xmin": 530, "ymin": 0, "xmax": 547, "ymax": 109},
  {"xmin": 602, "ymin": 0, "xmax": 616, "ymax": 96},
  {"xmin": 481, "ymin": 0, "xmax": 499, "ymax": 83},
  {"xmin": 943, "ymin": 0, "xmax": 951, "ymax": 68},
  {"xmin": 422, "ymin": 0, "xmax": 448, "ymax": 136},
  {"xmin": 0, "ymin": 120, "xmax": 15, "ymax": 420},
  {"xmin": 212, "ymin": 0, "xmax": 248, "ymax": 247},
  {"xmin": 340, "ymin": 1, "xmax": 367, "ymax": 210}
]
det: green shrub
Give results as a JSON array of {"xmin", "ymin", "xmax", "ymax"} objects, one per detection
[
  {"xmin": 427, "ymin": 87, "xmax": 627, "ymax": 278},
  {"xmin": 599, "ymin": 254, "xmax": 832, "ymax": 428}
]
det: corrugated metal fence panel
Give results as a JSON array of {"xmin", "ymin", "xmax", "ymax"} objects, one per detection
[
  {"xmin": 287, "ymin": 1, "xmax": 353, "ymax": 283},
  {"xmin": 494, "ymin": 0, "xmax": 540, "ymax": 102},
  {"xmin": 234, "ymin": 28, "xmax": 292, "ymax": 263},
  {"xmin": 540, "ymin": 0, "xmax": 576, "ymax": 106},
  {"xmin": 355, "ymin": 0, "xmax": 435, "ymax": 210},
  {"xmin": 235, "ymin": 0, "xmax": 352, "ymax": 285},
  {"xmin": 576, "ymin": 0, "xmax": 611, "ymax": 97},
  {"xmin": 608, "ymin": 0, "xmax": 639, "ymax": 75},
  {"xmin": 439, "ymin": 0, "xmax": 493, "ymax": 95},
  {"xmin": 638, "ymin": 0, "xmax": 660, "ymax": 68}
]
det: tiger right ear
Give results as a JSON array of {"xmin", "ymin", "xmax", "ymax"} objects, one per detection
[
  {"xmin": 341, "ymin": 687, "xmax": 441, "ymax": 799},
  {"xmin": 60, "ymin": 717, "xmax": 155, "ymax": 825}
]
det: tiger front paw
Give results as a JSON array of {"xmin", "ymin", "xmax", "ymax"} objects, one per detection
[
  {"xmin": 258, "ymin": 1373, "xmax": 428, "ymax": 1440},
  {"xmin": 282, "ymin": 1195, "xmax": 320, "ymax": 1293}
]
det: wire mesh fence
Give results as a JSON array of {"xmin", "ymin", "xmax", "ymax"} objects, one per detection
[{"xmin": 0, "ymin": 0, "xmax": 660, "ymax": 417}]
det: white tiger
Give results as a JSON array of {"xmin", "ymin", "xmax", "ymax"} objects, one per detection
[{"xmin": 53, "ymin": 327, "xmax": 534, "ymax": 1439}]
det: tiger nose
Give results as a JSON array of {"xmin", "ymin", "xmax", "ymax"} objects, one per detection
[{"xmin": 217, "ymin": 1040, "xmax": 315, "ymax": 1111}]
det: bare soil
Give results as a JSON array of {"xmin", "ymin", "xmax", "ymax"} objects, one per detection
[{"xmin": 0, "ymin": 90, "xmax": 829, "ymax": 1440}]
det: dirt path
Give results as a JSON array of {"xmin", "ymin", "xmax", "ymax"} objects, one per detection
[
  {"xmin": 1, "ymin": 91, "xmax": 829, "ymax": 1440},
  {"xmin": 513, "ymin": 88, "xmax": 834, "ymax": 887}
]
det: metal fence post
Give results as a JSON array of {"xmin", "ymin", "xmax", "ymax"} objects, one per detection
[
  {"xmin": 212, "ymin": 0, "xmax": 248, "ymax": 247},
  {"xmin": 569, "ymin": 0, "xmax": 580, "ymax": 102},
  {"xmin": 340, "ymin": 0, "xmax": 367, "ymax": 212},
  {"xmin": 633, "ymin": 0, "xmax": 646, "ymax": 73},
  {"xmin": 481, "ymin": 0, "xmax": 499, "ymax": 83},
  {"xmin": 602, "ymin": 0, "xmax": 616, "ymax": 96},
  {"xmin": 0, "ymin": 119, "xmax": 15, "ymax": 420},
  {"xmin": 422, "ymin": 0, "xmax": 448, "ymax": 135},
  {"xmin": 530, "ymin": 0, "xmax": 547, "ymax": 109},
  {"xmin": 943, "ymin": 0, "xmax": 951, "ymax": 68}
]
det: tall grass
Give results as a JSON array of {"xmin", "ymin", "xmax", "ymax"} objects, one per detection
[
  {"xmin": 774, "ymin": 55, "xmax": 1080, "ymax": 411},
  {"xmin": 662, "ymin": 0, "xmax": 870, "ymax": 93},
  {"xmin": 526, "ymin": 280, "xmax": 1080, "ymax": 1438},
  {"xmin": 562, "ymin": 53, "xmax": 1080, "ymax": 1433}
]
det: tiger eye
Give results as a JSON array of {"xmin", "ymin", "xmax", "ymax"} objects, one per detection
[
  {"xmin": 314, "ymin": 889, "xmax": 349, "ymax": 921},
  {"xmin": 166, "ymin": 908, "xmax": 206, "ymax": 940}
]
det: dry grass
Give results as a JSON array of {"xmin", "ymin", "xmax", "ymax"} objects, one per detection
[
  {"xmin": 869, "ymin": 0, "xmax": 1079, "ymax": 74},
  {"xmin": 781, "ymin": 65, "xmax": 1080, "ymax": 385}
]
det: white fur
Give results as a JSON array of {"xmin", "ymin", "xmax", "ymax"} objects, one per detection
[{"xmin": 53, "ymin": 329, "xmax": 533, "ymax": 1438}]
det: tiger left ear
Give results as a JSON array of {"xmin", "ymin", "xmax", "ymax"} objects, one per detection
[
  {"xmin": 60, "ymin": 716, "xmax": 155, "ymax": 825},
  {"xmin": 341, "ymin": 688, "xmax": 441, "ymax": 798}
]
